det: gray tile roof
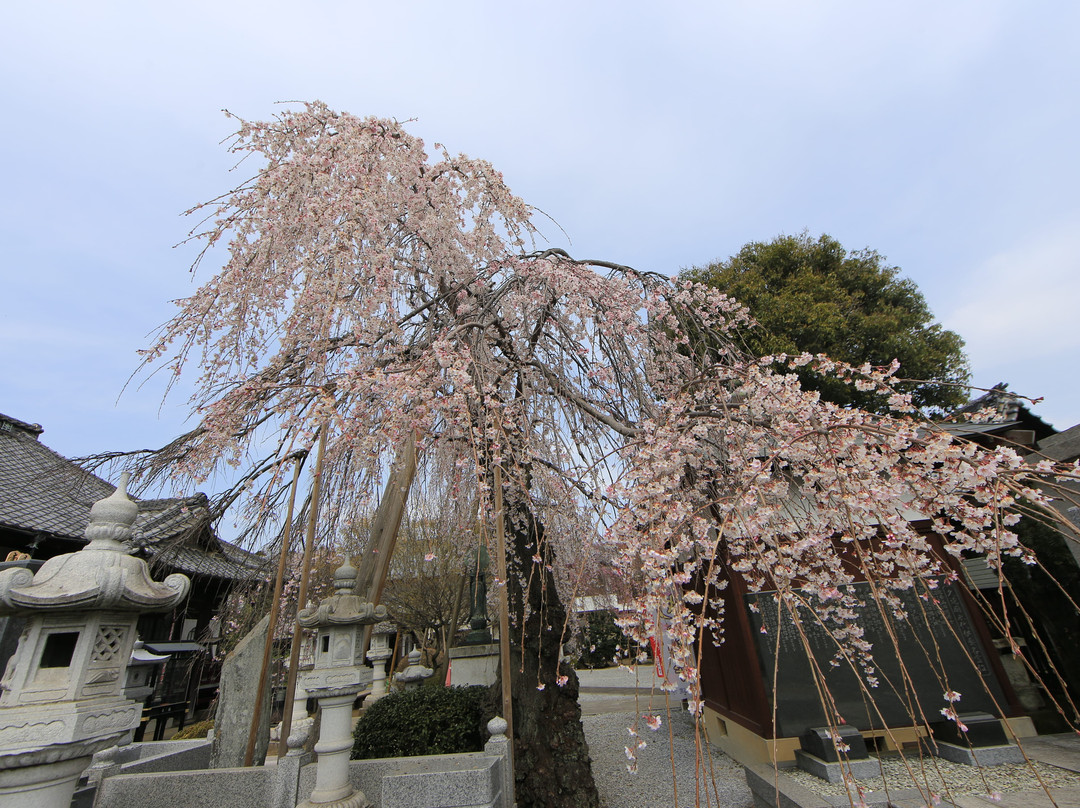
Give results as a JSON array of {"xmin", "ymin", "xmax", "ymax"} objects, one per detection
[
  {"xmin": 0, "ymin": 412, "xmax": 266, "ymax": 582},
  {"xmin": 0, "ymin": 415, "xmax": 111, "ymax": 539},
  {"xmin": 1037, "ymin": 423, "xmax": 1080, "ymax": 462}
]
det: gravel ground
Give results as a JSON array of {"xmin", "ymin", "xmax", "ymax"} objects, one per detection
[
  {"xmin": 784, "ymin": 752, "xmax": 1080, "ymax": 801},
  {"xmin": 581, "ymin": 709, "xmax": 754, "ymax": 808}
]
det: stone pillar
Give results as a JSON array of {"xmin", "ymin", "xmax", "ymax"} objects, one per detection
[
  {"xmin": 484, "ymin": 716, "xmax": 515, "ymax": 808},
  {"xmin": 272, "ymin": 730, "xmax": 312, "ymax": 808},
  {"xmin": 0, "ymin": 475, "xmax": 190, "ymax": 808},
  {"xmin": 299, "ymin": 687, "xmax": 364, "ymax": 808}
]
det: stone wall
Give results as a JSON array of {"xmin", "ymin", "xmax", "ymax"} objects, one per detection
[{"xmin": 94, "ymin": 749, "xmax": 508, "ymax": 808}]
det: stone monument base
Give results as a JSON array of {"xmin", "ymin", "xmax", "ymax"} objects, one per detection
[
  {"xmin": 449, "ymin": 644, "xmax": 499, "ymax": 687},
  {"xmin": 926, "ymin": 740, "xmax": 1026, "ymax": 766},
  {"xmin": 793, "ymin": 749, "xmax": 881, "ymax": 783}
]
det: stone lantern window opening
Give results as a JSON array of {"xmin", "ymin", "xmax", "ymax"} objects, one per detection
[{"xmin": 40, "ymin": 631, "xmax": 79, "ymax": 668}]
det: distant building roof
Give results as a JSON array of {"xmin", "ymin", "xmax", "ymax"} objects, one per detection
[
  {"xmin": 0, "ymin": 411, "xmax": 265, "ymax": 583},
  {"xmin": 1037, "ymin": 423, "xmax": 1080, "ymax": 463},
  {"xmin": 941, "ymin": 383, "xmax": 1056, "ymax": 446}
]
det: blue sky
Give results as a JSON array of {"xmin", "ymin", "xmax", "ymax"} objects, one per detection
[{"xmin": 3, "ymin": 1, "xmax": 1078, "ymax": 496}]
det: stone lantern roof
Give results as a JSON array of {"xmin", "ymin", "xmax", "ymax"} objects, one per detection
[
  {"xmin": 296, "ymin": 559, "xmax": 385, "ymax": 629},
  {"xmin": 0, "ymin": 474, "xmax": 190, "ymax": 614}
]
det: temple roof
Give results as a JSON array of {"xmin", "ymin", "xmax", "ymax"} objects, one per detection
[{"xmin": 0, "ymin": 412, "xmax": 265, "ymax": 583}]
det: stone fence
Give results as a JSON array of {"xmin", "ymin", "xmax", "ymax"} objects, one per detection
[{"xmin": 90, "ymin": 720, "xmax": 512, "ymax": 808}]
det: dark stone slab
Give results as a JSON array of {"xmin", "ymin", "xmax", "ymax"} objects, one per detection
[
  {"xmin": 926, "ymin": 741, "xmax": 1025, "ymax": 766},
  {"xmin": 800, "ymin": 725, "xmax": 868, "ymax": 762},
  {"xmin": 928, "ymin": 711, "xmax": 1008, "ymax": 747},
  {"xmin": 746, "ymin": 581, "xmax": 1006, "ymax": 738}
]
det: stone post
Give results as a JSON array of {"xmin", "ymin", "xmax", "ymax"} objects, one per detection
[
  {"xmin": 295, "ymin": 559, "xmax": 385, "ymax": 808},
  {"xmin": 0, "ymin": 475, "xmax": 190, "ymax": 808},
  {"xmin": 484, "ymin": 716, "xmax": 515, "ymax": 808}
]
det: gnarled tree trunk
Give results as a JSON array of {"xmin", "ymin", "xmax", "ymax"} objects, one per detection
[{"xmin": 502, "ymin": 480, "xmax": 599, "ymax": 808}]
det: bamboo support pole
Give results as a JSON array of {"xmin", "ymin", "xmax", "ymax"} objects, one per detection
[
  {"xmin": 244, "ymin": 455, "xmax": 303, "ymax": 766},
  {"xmin": 277, "ymin": 426, "xmax": 328, "ymax": 758}
]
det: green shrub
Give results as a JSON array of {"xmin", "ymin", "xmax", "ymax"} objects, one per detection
[
  {"xmin": 351, "ymin": 686, "xmax": 494, "ymax": 759},
  {"xmin": 576, "ymin": 610, "xmax": 630, "ymax": 669}
]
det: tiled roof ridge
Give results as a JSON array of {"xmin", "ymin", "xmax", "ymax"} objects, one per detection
[
  {"xmin": 137, "ymin": 493, "xmax": 209, "ymax": 509},
  {"xmin": 0, "ymin": 421, "xmax": 102, "ymax": 488},
  {"xmin": 0, "ymin": 412, "xmax": 44, "ymax": 438},
  {"xmin": 1, "ymin": 420, "xmax": 211, "ymax": 543}
]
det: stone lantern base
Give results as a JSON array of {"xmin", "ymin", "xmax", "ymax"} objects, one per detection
[
  {"xmin": 298, "ymin": 687, "xmax": 369, "ymax": 808},
  {"xmin": 0, "ymin": 731, "xmax": 127, "ymax": 808}
]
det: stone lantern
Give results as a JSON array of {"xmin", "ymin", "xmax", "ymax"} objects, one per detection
[
  {"xmin": 364, "ymin": 621, "xmax": 394, "ymax": 702},
  {"xmin": 296, "ymin": 559, "xmax": 385, "ymax": 808},
  {"xmin": 394, "ymin": 648, "xmax": 433, "ymax": 691},
  {"xmin": 0, "ymin": 475, "xmax": 190, "ymax": 808}
]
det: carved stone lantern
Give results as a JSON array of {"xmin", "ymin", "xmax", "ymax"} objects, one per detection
[
  {"xmin": 394, "ymin": 648, "xmax": 433, "ymax": 691},
  {"xmin": 365, "ymin": 621, "xmax": 394, "ymax": 702},
  {"xmin": 0, "ymin": 475, "xmax": 190, "ymax": 808},
  {"xmin": 296, "ymin": 559, "xmax": 385, "ymax": 808}
]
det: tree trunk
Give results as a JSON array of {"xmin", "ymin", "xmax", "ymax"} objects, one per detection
[{"xmin": 502, "ymin": 484, "xmax": 599, "ymax": 808}]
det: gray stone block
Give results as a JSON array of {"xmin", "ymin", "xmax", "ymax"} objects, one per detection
[
  {"xmin": 95, "ymin": 766, "xmax": 274, "ymax": 808},
  {"xmin": 743, "ymin": 762, "xmax": 927, "ymax": 808},
  {"xmin": 73, "ymin": 739, "xmax": 214, "ymax": 807},
  {"xmin": 121, "ymin": 739, "xmax": 213, "ymax": 774},
  {"xmin": 793, "ymin": 749, "xmax": 882, "ymax": 783},
  {"xmin": 271, "ymin": 749, "xmax": 314, "ymax": 808},
  {"xmin": 382, "ymin": 754, "xmax": 501, "ymax": 808},
  {"xmin": 928, "ymin": 741, "xmax": 1026, "ymax": 766},
  {"xmin": 744, "ymin": 763, "xmax": 832, "ymax": 808}
]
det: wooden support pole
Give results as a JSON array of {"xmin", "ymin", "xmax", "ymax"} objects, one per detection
[
  {"xmin": 244, "ymin": 455, "xmax": 302, "ymax": 766},
  {"xmin": 357, "ymin": 433, "xmax": 418, "ymax": 658},
  {"xmin": 277, "ymin": 426, "xmax": 328, "ymax": 758}
]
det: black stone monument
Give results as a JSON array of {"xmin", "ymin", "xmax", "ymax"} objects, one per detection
[{"xmin": 746, "ymin": 580, "xmax": 1007, "ymax": 738}]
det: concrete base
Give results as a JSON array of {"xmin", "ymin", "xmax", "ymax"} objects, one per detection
[
  {"xmin": 449, "ymin": 644, "xmax": 499, "ymax": 687},
  {"xmin": 702, "ymin": 705, "xmax": 929, "ymax": 767},
  {"xmin": 927, "ymin": 741, "xmax": 1026, "ymax": 766},
  {"xmin": 702, "ymin": 707, "xmax": 801, "ymax": 766},
  {"xmin": 793, "ymin": 750, "xmax": 881, "ymax": 784}
]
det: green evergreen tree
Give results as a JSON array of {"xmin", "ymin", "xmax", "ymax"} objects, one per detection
[{"xmin": 683, "ymin": 233, "xmax": 970, "ymax": 412}]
